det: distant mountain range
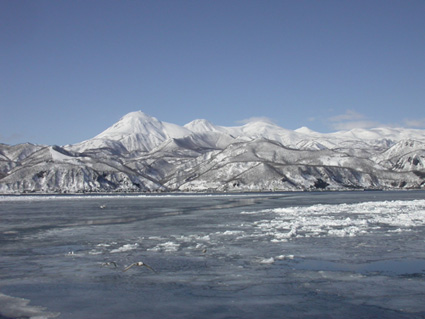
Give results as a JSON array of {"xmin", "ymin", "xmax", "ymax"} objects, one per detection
[{"xmin": 1, "ymin": 111, "xmax": 425, "ymax": 193}]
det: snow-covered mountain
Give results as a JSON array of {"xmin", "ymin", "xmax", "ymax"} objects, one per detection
[
  {"xmin": 1, "ymin": 110, "xmax": 425, "ymax": 193},
  {"xmin": 71, "ymin": 111, "xmax": 192, "ymax": 153}
]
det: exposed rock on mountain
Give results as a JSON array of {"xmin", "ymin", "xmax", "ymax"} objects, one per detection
[{"xmin": 1, "ymin": 111, "xmax": 425, "ymax": 193}]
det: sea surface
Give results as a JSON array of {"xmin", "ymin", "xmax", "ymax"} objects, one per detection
[{"xmin": 1, "ymin": 191, "xmax": 425, "ymax": 318}]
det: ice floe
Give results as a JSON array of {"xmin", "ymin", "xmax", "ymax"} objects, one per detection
[
  {"xmin": 259, "ymin": 257, "xmax": 275, "ymax": 264},
  {"xmin": 0, "ymin": 292, "xmax": 59, "ymax": 319},
  {"xmin": 0, "ymin": 193, "xmax": 270, "ymax": 202},
  {"xmin": 148, "ymin": 241, "xmax": 180, "ymax": 252},
  {"xmin": 245, "ymin": 199, "xmax": 425, "ymax": 242},
  {"xmin": 110, "ymin": 243, "xmax": 139, "ymax": 253}
]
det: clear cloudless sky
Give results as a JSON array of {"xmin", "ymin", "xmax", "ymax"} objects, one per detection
[{"xmin": 1, "ymin": 0, "xmax": 424, "ymax": 145}]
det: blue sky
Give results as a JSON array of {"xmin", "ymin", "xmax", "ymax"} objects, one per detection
[{"xmin": 1, "ymin": 0, "xmax": 424, "ymax": 145}]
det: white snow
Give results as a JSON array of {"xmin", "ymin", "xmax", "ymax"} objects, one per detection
[
  {"xmin": 72, "ymin": 111, "xmax": 192, "ymax": 152},
  {"xmin": 68, "ymin": 110, "xmax": 425, "ymax": 155},
  {"xmin": 49, "ymin": 146, "xmax": 80, "ymax": 164},
  {"xmin": 184, "ymin": 119, "xmax": 224, "ymax": 133},
  {"xmin": 3, "ymin": 110, "xmax": 425, "ymax": 193}
]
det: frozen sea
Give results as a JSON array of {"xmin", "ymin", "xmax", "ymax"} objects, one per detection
[{"xmin": 1, "ymin": 191, "xmax": 425, "ymax": 319}]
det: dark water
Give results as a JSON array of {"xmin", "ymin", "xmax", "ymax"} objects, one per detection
[{"xmin": 1, "ymin": 191, "xmax": 425, "ymax": 318}]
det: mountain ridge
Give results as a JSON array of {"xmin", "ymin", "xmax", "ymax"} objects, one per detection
[{"xmin": 1, "ymin": 110, "xmax": 425, "ymax": 193}]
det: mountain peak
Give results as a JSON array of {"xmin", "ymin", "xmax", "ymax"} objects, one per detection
[
  {"xmin": 239, "ymin": 116, "xmax": 276, "ymax": 126},
  {"xmin": 295, "ymin": 126, "xmax": 318, "ymax": 135},
  {"xmin": 77, "ymin": 111, "xmax": 190, "ymax": 153},
  {"xmin": 184, "ymin": 119, "xmax": 220, "ymax": 133},
  {"xmin": 104, "ymin": 111, "xmax": 162, "ymax": 136},
  {"xmin": 70, "ymin": 110, "xmax": 425, "ymax": 156},
  {"xmin": 113, "ymin": 111, "xmax": 158, "ymax": 128},
  {"xmin": 121, "ymin": 110, "xmax": 155, "ymax": 121}
]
